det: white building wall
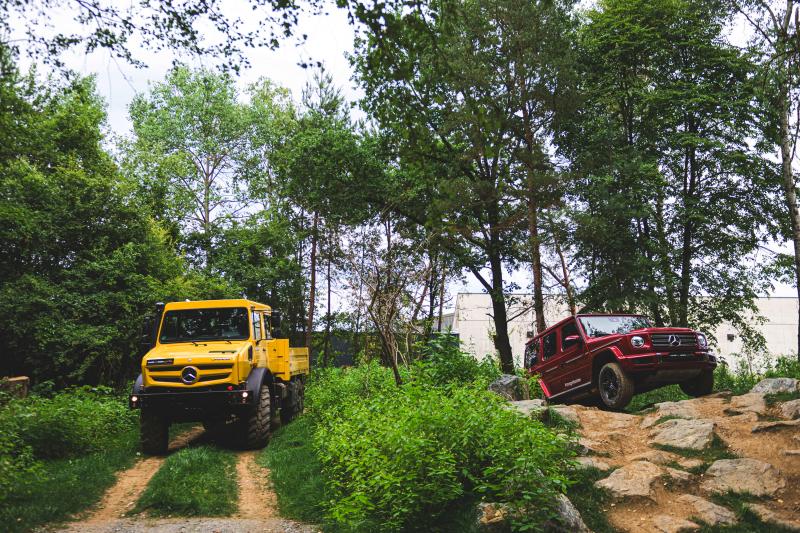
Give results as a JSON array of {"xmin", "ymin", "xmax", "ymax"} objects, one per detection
[{"xmin": 449, "ymin": 294, "xmax": 798, "ymax": 369}]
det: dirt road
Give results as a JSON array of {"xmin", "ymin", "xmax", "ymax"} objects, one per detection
[{"xmin": 58, "ymin": 428, "xmax": 317, "ymax": 533}]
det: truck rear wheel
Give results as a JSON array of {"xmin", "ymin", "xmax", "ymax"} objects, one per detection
[
  {"xmin": 680, "ymin": 369, "xmax": 714, "ymax": 397},
  {"xmin": 140, "ymin": 409, "xmax": 169, "ymax": 455},
  {"xmin": 240, "ymin": 383, "xmax": 271, "ymax": 449},
  {"xmin": 597, "ymin": 362, "xmax": 634, "ymax": 411}
]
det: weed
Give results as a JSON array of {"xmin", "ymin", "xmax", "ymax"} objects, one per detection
[
  {"xmin": 696, "ymin": 492, "xmax": 797, "ymax": 532},
  {"xmin": 134, "ymin": 445, "xmax": 237, "ymax": 517},
  {"xmin": 626, "ymin": 385, "xmax": 690, "ymax": 413},
  {"xmin": 654, "ymin": 414, "xmax": 688, "ymax": 425},
  {"xmin": 653, "ymin": 435, "xmax": 737, "ymax": 463},
  {"xmin": 565, "ymin": 468, "xmax": 615, "ymax": 533},
  {"xmin": 765, "ymin": 390, "xmax": 800, "ymax": 406}
]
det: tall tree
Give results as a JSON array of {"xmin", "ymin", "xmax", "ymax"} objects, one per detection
[
  {"xmin": 352, "ymin": 0, "xmax": 576, "ymax": 372},
  {"xmin": 735, "ymin": 0, "xmax": 800, "ymax": 358},
  {"xmin": 125, "ymin": 67, "xmax": 294, "ymax": 268},
  {"xmin": 560, "ymin": 0, "xmax": 780, "ymax": 341}
]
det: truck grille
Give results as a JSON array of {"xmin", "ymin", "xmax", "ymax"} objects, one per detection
[{"xmin": 651, "ymin": 333, "xmax": 697, "ymax": 348}]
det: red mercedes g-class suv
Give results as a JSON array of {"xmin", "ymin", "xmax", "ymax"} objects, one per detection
[{"xmin": 524, "ymin": 314, "xmax": 717, "ymax": 410}]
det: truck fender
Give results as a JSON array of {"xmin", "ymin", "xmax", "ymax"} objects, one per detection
[
  {"xmin": 132, "ymin": 374, "xmax": 144, "ymax": 395},
  {"xmin": 245, "ymin": 367, "xmax": 273, "ymax": 405}
]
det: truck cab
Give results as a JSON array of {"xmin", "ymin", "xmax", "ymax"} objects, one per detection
[
  {"xmin": 525, "ymin": 314, "xmax": 717, "ymax": 410},
  {"xmin": 130, "ymin": 299, "xmax": 309, "ymax": 454}
]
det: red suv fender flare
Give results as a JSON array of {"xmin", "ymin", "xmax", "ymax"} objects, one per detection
[{"xmin": 591, "ymin": 344, "xmax": 625, "ymax": 385}]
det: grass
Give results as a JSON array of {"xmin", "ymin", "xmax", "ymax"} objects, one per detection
[
  {"xmin": 565, "ymin": 467, "xmax": 616, "ymax": 533},
  {"xmin": 694, "ymin": 492, "xmax": 798, "ymax": 532},
  {"xmin": 626, "ymin": 385, "xmax": 690, "ymax": 413},
  {"xmin": 0, "ymin": 428, "xmax": 139, "ymax": 533},
  {"xmin": 653, "ymin": 435, "xmax": 737, "ymax": 466},
  {"xmin": 258, "ymin": 415, "xmax": 326, "ymax": 524},
  {"xmin": 764, "ymin": 390, "xmax": 800, "ymax": 406},
  {"xmin": 134, "ymin": 445, "xmax": 238, "ymax": 517},
  {"xmin": 653, "ymin": 414, "xmax": 688, "ymax": 425}
]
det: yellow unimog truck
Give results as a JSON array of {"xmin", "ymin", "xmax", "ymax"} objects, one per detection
[{"xmin": 129, "ymin": 299, "xmax": 309, "ymax": 455}]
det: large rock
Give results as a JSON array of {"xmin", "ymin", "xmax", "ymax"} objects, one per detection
[
  {"xmin": 575, "ymin": 456, "xmax": 611, "ymax": 471},
  {"xmin": 701, "ymin": 459, "xmax": 786, "ymax": 497},
  {"xmin": 780, "ymin": 399, "xmax": 800, "ymax": 419},
  {"xmin": 649, "ymin": 418, "xmax": 715, "ymax": 450},
  {"xmin": 747, "ymin": 503, "xmax": 800, "ymax": 532},
  {"xmin": 726, "ymin": 393, "xmax": 767, "ymax": 416},
  {"xmin": 544, "ymin": 494, "xmax": 591, "ymax": 533},
  {"xmin": 548, "ymin": 405, "xmax": 580, "ymax": 426},
  {"xmin": 751, "ymin": 377, "xmax": 799, "ymax": 394},
  {"xmin": 508, "ymin": 399, "xmax": 546, "ymax": 417},
  {"xmin": 751, "ymin": 419, "xmax": 800, "ymax": 433},
  {"xmin": 677, "ymin": 495, "xmax": 737, "ymax": 526},
  {"xmin": 650, "ymin": 515, "xmax": 699, "ymax": 533},
  {"xmin": 641, "ymin": 400, "xmax": 700, "ymax": 428},
  {"xmin": 488, "ymin": 374, "xmax": 530, "ymax": 401},
  {"xmin": 595, "ymin": 460, "xmax": 662, "ymax": 500}
]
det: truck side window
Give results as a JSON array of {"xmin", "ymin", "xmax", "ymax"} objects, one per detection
[
  {"xmin": 561, "ymin": 321, "xmax": 580, "ymax": 350},
  {"xmin": 252, "ymin": 311, "xmax": 262, "ymax": 341},
  {"xmin": 524, "ymin": 341, "xmax": 539, "ymax": 368},
  {"xmin": 542, "ymin": 332, "xmax": 557, "ymax": 360}
]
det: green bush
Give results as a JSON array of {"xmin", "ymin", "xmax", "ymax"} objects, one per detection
[
  {"xmin": 765, "ymin": 357, "xmax": 800, "ymax": 380},
  {"xmin": 413, "ymin": 334, "xmax": 501, "ymax": 387},
  {"xmin": 313, "ymin": 381, "xmax": 575, "ymax": 532},
  {"xmin": 306, "ymin": 361, "xmax": 399, "ymax": 423},
  {"xmin": 0, "ymin": 387, "xmax": 137, "ymax": 460}
]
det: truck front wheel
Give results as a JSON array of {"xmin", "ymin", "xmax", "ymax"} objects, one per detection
[
  {"xmin": 597, "ymin": 362, "xmax": 635, "ymax": 411},
  {"xmin": 680, "ymin": 369, "xmax": 714, "ymax": 397},
  {"xmin": 240, "ymin": 383, "xmax": 271, "ymax": 449},
  {"xmin": 140, "ymin": 409, "xmax": 169, "ymax": 455}
]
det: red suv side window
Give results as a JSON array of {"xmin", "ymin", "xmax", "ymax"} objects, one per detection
[
  {"xmin": 561, "ymin": 321, "xmax": 579, "ymax": 351},
  {"xmin": 542, "ymin": 332, "xmax": 557, "ymax": 360}
]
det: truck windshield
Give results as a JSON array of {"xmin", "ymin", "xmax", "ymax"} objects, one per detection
[
  {"xmin": 159, "ymin": 308, "xmax": 249, "ymax": 343},
  {"xmin": 579, "ymin": 315, "xmax": 652, "ymax": 338}
]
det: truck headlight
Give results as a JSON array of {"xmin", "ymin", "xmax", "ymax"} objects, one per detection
[
  {"xmin": 631, "ymin": 335, "xmax": 645, "ymax": 348},
  {"xmin": 697, "ymin": 334, "xmax": 707, "ymax": 348}
]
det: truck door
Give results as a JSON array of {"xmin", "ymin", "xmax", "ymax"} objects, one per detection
[
  {"xmin": 537, "ymin": 331, "xmax": 561, "ymax": 396},
  {"xmin": 558, "ymin": 319, "xmax": 589, "ymax": 393},
  {"xmin": 252, "ymin": 311, "xmax": 267, "ymax": 367}
]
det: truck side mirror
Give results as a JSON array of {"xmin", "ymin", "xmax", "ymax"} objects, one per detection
[
  {"xmin": 139, "ymin": 317, "xmax": 156, "ymax": 356},
  {"xmin": 270, "ymin": 310, "xmax": 282, "ymax": 331}
]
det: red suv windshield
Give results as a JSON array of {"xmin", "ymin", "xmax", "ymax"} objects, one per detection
[{"xmin": 579, "ymin": 315, "xmax": 652, "ymax": 338}]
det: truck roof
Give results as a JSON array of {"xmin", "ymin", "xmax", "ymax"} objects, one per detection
[
  {"xmin": 526, "ymin": 313, "xmax": 648, "ymax": 344},
  {"xmin": 163, "ymin": 299, "xmax": 272, "ymax": 312}
]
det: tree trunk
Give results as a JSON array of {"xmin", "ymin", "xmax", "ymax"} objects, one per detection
[
  {"xmin": 437, "ymin": 265, "xmax": 446, "ymax": 332},
  {"xmin": 528, "ymin": 187, "xmax": 547, "ymax": 333},
  {"xmin": 778, "ymin": 85, "xmax": 800, "ymax": 360},
  {"xmin": 554, "ymin": 236, "xmax": 576, "ymax": 316},
  {"xmin": 323, "ymin": 229, "xmax": 332, "ymax": 366},
  {"xmin": 489, "ymin": 252, "xmax": 515, "ymax": 373},
  {"xmin": 305, "ymin": 211, "xmax": 319, "ymax": 349}
]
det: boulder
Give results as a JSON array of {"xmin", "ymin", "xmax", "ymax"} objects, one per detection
[
  {"xmin": 677, "ymin": 495, "xmax": 737, "ymax": 526},
  {"xmin": 746, "ymin": 504, "xmax": 800, "ymax": 532},
  {"xmin": 649, "ymin": 419, "xmax": 715, "ymax": 450},
  {"xmin": 654, "ymin": 400, "xmax": 701, "ymax": 419},
  {"xmin": 488, "ymin": 375, "xmax": 530, "ymax": 401},
  {"xmin": 544, "ymin": 494, "xmax": 591, "ymax": 533},
  {"xmin": 595, "ymin": 460, "xmax": 662, "ymax": 500},
  {"xmin": 508, "ymin": 399, "xmax": 546, "ymax": 417},
  {"xmin": 751, "ymin": 378, "xmax": 799, "ymax": 395},
  {"xmin": 663, "ymin": 466, "xmax": 693, "ymax": 484},
  {"xmin": 780, "ymin": 399, "xmax": 800, "ymax": 419},
  {"xmin": 726, "ymin": 393, "xmax": 767, "ymax": 416},
  {"xmin": 651, "ymin": 515, "xmax": 699, "ymax": 533},
  {"xmin": 751, "ymin": 419, "xmax": 800, "ymax": 433},
  {"xmin": 575, "ymin": 456, "xmax": 610, "ymax": 471},
  {"xmin": 548, "ymin": 405, "xmax": 580, "ymax": 426},
  {"xmin": 701, "ymin": 459, "xmax": 786, "ymax": 497},
  {"xmin": 630, "ymin": 449, "xmax": 680, "ymax": 465}
]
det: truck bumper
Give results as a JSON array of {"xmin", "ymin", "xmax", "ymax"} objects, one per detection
[
  {"xmin": 619, "ymin": 351, "xmax": 717, "ymax": 382},
  {"xmin": 129, "ymin": 387, "xmax": 254, "ymax": 415}
]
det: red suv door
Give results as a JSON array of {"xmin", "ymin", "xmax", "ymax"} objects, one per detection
[
  {"xmin": 536, "ymin": 330, "xmax": 562, "ymax": 396},
  {"xmin": 558, "ymin": 319, "xmax": 590, "ymax": 393}
]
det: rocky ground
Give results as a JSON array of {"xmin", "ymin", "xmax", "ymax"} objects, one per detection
[{"xmin": 509, "ymin": 377, "xmax": 800, "ymax": 532}]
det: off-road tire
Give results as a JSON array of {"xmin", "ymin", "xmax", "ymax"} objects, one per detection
[
  {"xmin": 680, "ymin": 369, "xmax": 714, "ymax": 397},
  {"xmin": 597, "ymin": 362, "xmax": 635, "ymax": 411},
  {"xmin": 240, "ymin": 383, "xmax": 271, "ymax": 449},
  {"xmin": 280, "ymin": 379, "xmax": 306, "ymax": 424},
  {"xmin": 140, "ymin": 409, "xmax": 169, "ymax": 455}
]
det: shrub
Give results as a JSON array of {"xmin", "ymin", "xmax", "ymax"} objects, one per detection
[
  {"xmin": 0, "ymin": 386, "xmax": 137, "ymax": 460},
  {"xmin": 413, "ymin": 334, "xmax": 501, "ymax": 387},
  {"xmin": 313, "ymin": 383, "xmax": 575, "ymax": 532},
  {"xmin": 305, "ymin": 361, "xmax": 399, "ymax": 423},
  {"xmin": 765, "ymin": 357, "xmax": 800, "ymax": 380}
]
